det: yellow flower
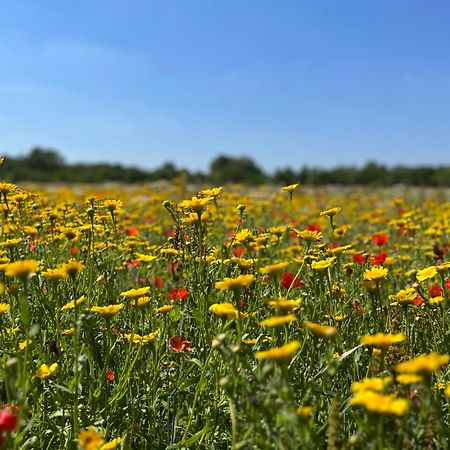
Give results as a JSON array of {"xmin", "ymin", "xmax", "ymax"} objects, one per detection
[
  {"xmin": 259, "ymin": 314, "xmax": 297, "ymax": 327},
  {"xmin": 42, "ymin": 268, "xmax": 69, "ymax": 280},
  {"xmin": 255, "ymin": 340, "xmax": 300, "ymax": 361},
  {"xmin": 311, "ymin": 257, "xmax": 336, "ymax": 271},
  {"xmin": 209, "ymin": 302, "xmax": 240, "ymax": 319},
  {"xmin": 198, "ymin": 187, "xmax": 223, "ymax": 198},
  {"xmin": 91, "ymin": 304, "xmax": 124, "ymax": 317},
  {"xmin": 259, "ymin": 261, "xmax": 289, "ymax": 275},
  {"xmin": 123, "ymin": 331, "xmax": 158, "ymax": 344},
  {"xmin": 267, "ymin": 298, "xmax": 302, "ymax": 311},
  {"xmin": 351, "ymin": 377, "xmax": 391, "ymax": 393},
  {"xmin": 19, "ymin": 339, "xmax": 32, "ymax": 350},
  {"xmin": 360, "ymin": 333, "xmax": 406, "ymax": 349},
  {"xmin": 61, "ymin": 295, "xmax": 85, "ymax": 311},
  {"xmin": 100, "ymin": 437, "xmax": 122, "ymax": 450},
  {"xmin": 62, "ymin": 260, "xmax": 85, "ymax": 278},
  {"xmin": 363, "ymin": 266, "xmax": 388, "ymax": 282},
  {"xmin": 102, "ymin": 199, "xmax": 123, "ymax": 212},
  {"xmin": 281, "ymin": 183, "xmax": 299, "ymax": 193},
  {"xmin": 242, "ymin": 338, "xmax": 257, "ymax": 346},
  {"xmin": 215, "ymin": 274, "xmax": 255, "ymax": 290},
  {"xmin": 429, "ymin": 296, "xmax": 444, "ymax": 305},
  {"xmin": 36, "ymin": 362, "xmax": 58, "ymax": 380},
  {"xmin": 155, "ymin": 304, "xmax": 174, "ymax": 313},
  {"xmin": 445, "ymin": 384, "xmax": 450, "ymax": 398},
  {"xmin": 130, "ymin": 296, "xmax": 151, "ymax": 308},
  {"xmin": 0, "ymin": 303, "xmax": 10, "ymax": 314},
  {"xmin": 120, "ymin": 286, "xmax": 151, "ymax": 299},
  {"xmin": 304, "ymin": 321, "xmax": 338, "ymax": 340},
  {"xmin": 350, "ymin": 391, "xmax": 408, "ymax": 416},
  {"xmin": 79, "ymin": 427, "xmax": 105, "ymax": 450},
  {"xmin": 294, "ymin": 229, "xmax": 322, "ymax": 243},
  {"xmin": 62, "ymin": 328, "xmax": 75, "ymax": 336},
  {"xmin": 320, "ymin": 207, "xmax": 341, "ymax": 217},
  {"xmin": 135, "ymin": 253, "xmax": 157, "ymax": 263},
  {"xmin": 4, "ymin": 260, "xmax": 38, "ymax": 278},
  {"xmin": 416, "ymin": 266, "xmax": 437, "ymax": 282},
  {"xmin": 396, "ymin": 374, "xmax": 423, "ymax": 385},
  {"xmin": 178, "ymin": 196, "xmax": 212, "ymax": 212},
  {"xmin": 296, "ymin": 406, "xmax": 313, "ymax": 418},
  {"xmin": 395, "ymin": 352, "xmax": 449, "ymax": 374},
  {"xmin": 389, "ymin": 288, "xmax": 418, "ymax": 305},
  {"xmin": 231, "ymin": 257, "xmax": 257, "ymax": 269}
]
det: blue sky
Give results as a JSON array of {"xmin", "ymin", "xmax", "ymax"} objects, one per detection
[{"xmin": 1, "ymin": 0, "xmax": 450, "ymax": 172}]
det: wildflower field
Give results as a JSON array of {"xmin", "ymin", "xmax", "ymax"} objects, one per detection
[{"xmin": 0, "ymin": 174, "xmax": 450, "ymax": 449}]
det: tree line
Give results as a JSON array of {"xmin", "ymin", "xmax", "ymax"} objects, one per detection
[{"xmin": 2, "ymin": 147, "xmax": 450, "ymax": 186}]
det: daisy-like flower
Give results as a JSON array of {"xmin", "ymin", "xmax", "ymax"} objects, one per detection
[
  {"xmin": 255, "ymin": 340, "xmax": 300, "ymax": 361},
  {"xmin": 363, "ymin": 266, "xmax": 388, "ymax": 282},
  {"xmin": 351, "ymin": 377, "xmax": 391, "ymax": 393},
  {"xmin": 360, "ymin": 333, "xmax": 406, "ymax": 349},
  {"xmin": 120, "ymin": 286, "xmax": 151, "ymax": 299},
  {"xmin": 259, "ymin": 314, "xmax": 297, "ymax": 327},
  {"xmin": 304, "ymin": 321, "xmax": 338, "ymax": 340},
  {"xmin": 4, "ymin": 260, "xmax": 38, "ymax": 279},
  {"xmin": 259, "ymin": 262, "xmax": 289, "ymax": 275},
  {"xmin": 320, "ymin": 207, "xmax": 341, "ymax": 217},
  {"xmin": 311, "ymin": 257, "xmax": 336, "ymax": 271},
  {"xmin": 209, "ymin": 303, "xmax": 241, "ymax": 319},
  {"xmin": 215, "ymin": 274, "xmax": 255, "ymax": 290},
  {"xmin": 395, "ymin": 352, "xmax": 449, "ymax": 374},
  {"xmin": 350, "ymin": 391, "xmax": 408, "ymax": 416},
  {"xmin": 91, "ymin": 304, "xmax": 124, "ymax": 317},
  {"xmin": 0, "ymin": 303, "xmax": 10, "ymax": 314},
  {"xmin": 61, "ymin": 295, "xmax": 86, "ymax": 311},
  {"xmin": 416, "ymin": 266, "xmax": 437, "ymax": 283},
  {"xmin": 281, "ymin": 183, "xmax": 299, "ymax": 193}
]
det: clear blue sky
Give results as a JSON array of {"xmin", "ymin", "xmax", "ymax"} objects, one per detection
[{"xmin": 1, "ymin": 0, "xmax": 450, "ymax": 172}]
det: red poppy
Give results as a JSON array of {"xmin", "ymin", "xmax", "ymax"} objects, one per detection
[
  {"xmin": 126, "ymin": 259, "xmax": 141, "ymax": 269},
  {"xmin": 105, "ymin": 370, "xmax": 115, "ymax": 382},
  {"xmin": 150, "ymin": 275, "xmax": 164, "ymax": 289},
  {"xmin": 370, "ymin": 252, "xmax": 387, "ymax": 266},
  {"xmin": 372, "ymin": 233, "xmax": 389, "ymax": 246},
  {"xmin": 307, "ymin": 224, "xmax": 321, "ymax": 232},
  {"xmin": 169, "ymin": 288, "xmax": 189, "ymax": 300},
  {"xmin": 29, "ymin": 238, "xmax": 37, "ymax": 253},
  {"xmin": 353, "ymin": 253, "xmax": 365, "ymax": 264},
  {"xmin": 70, "ymin": 246, "xmax": 78, "ymax": 255},
  {"xmin": 124, "ymin": 226, "xmax": 138, "ymax": 236},
  {"xmin": 428, "ymin": 284, "xmax": 443, "ymax": 297},
  {"xmin": 0, "ymin": 406, "xmax": 18, "ymax": 433},
  {"xmin": 280, "ymin": 272, "xmax": 301, "ymax": 289},
  {"xmin": 169, "ymin": 336, "xmax": 192, "ymax": 353},
  {"xmin": 232, "ymin": 247, "xmax": 245, "ymax": 257},
  {"xmin": 412, "ymin": 295, "xmax": 424, "ymax": 307}
]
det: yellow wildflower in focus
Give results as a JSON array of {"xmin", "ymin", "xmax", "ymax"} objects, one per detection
[
  {"xmin": 360, "ymin": 333, "xmax": 406, "ymax": 349},
  {"xmin": 231, "ymin": 256, "xmax": 257, "ymax": 269},
  {"xmin": 4, "ymin": 260, "xmax": 38, "ymax": 278},
  {"xmin": 429, "ymin": 296, "xmax": 444, "ymax": 305},
  {"xmin": 259, "ymin": 261, "xmax": 289, "ymax": 275},
  {"xmin": 296, "ymin": 406, "xmax": 313, "ymax": 418},
  {"xmin": 311, "ymin": 257, "xmax": 336, "ymax": 271},
  {"xmin": 155, "ymin": 304, "xmax": 173, "ymax": 313},
  {"xmin": 36, "ymin": 362, "xmax": 58, "ymax": 380},
  {"xmin": 19, "ymin": 339, "xmax": 32, "ymax": 350},
  {"xmin": 178, "ymin": 196, "xmax": 212, "ymax": 212},
  {"xmin": 255, "ymin": 340, "xmax": 300, "ymax": 361},
  {"xmin": 198, "ymin": 187, "xmax": 223, "ymax": 198},
  {"xmin": 215, "ymin": 274, "xmax": 255, "ymax": 290},
  {"xmin": 389, "ymin": 288, "xmax": 418, "ymax": 305},
  {"xmin": 259, "ymin": 314, "xmax": 297, "ymax": 327},
  {"xmin": 363, "ymin": 266, "xmax": 388, "ymax": 282},
  {"xmin": 242, "ymin": 338, "xmax": 257, "ymax": 346},
  {"xmin": 61, "ymin": 295, "xmax": 85, "ymax": 311},
  {"xmin": 102, "ymin": 199, "xmax": 123, "ymax": 212},
  {"xmin": 79, "ymin": 427, "xmax": 105, "ymax": 450},
  {"xmin": 304, "ymin": 321, "xmax": 338, "ymax": 340},
  {"xmin": 281, "ymin": 183, "xmax": 299, "ymax": 193},
  {"xmin": 416, "ymin": 266, "xmax": 437, "ymax": 282},
  {"xmin": 91, "ymin": 304, "xmax": 124, "ymax": 317},
  {"xmin": 123, "ymin": 331, "xmax": 158, "ymax": 344},
  {"xmin": 396, "ymin": 374, "xmax": 423, "ymax": 385},
  {"xmin": 209, "ymin": 302, "xmax": 240, "ymax": 319},
  {"xmin": 0, "ymin": 303, "xmax": 10, "ymax": 314},
  {"xmin": 131, "ymin": 296, "xmax": 151, "ymax": 308},
  {"xmin": 350, "ymin": 391, "xmax": 408, "ymax": 416},
  {"xmin": 320, "ymin": 207, "xmax": 341, "ymax": 217},
  {"xmin": 351, "ymin": 377, "xmax": 391, "ymax": 393},
  {"xmin": 120, "ymin": 286, "xmax": 151, "ymax": 299},
  {"xmin": 267, "ymin": 298, "xmax": 302, "ymax": 311},
  {"xmin": 395, "ymin": 352, "xmax": 449, "ymax": 374}
]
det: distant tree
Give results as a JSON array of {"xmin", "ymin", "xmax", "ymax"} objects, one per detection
[
  {"xmin": 25, "ymin": 147, "xmax": 65, "ymax": 171},
  {"xmin": 210, "ymin": 155, "xmax": 266, "ymax": 184}
]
